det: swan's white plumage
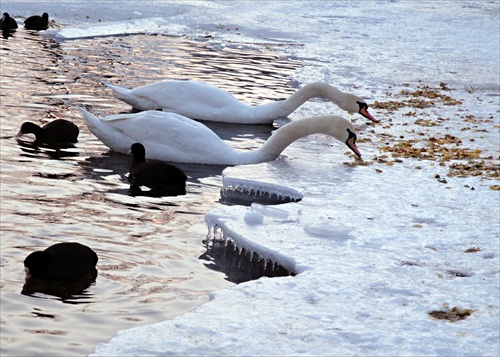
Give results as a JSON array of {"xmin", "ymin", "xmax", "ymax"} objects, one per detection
[
  {"xmin": 105, "ymin": 80, "xmax": 377, "ymax": 124},
  {"xmin": 78, "ymin": 108, "xmax": 361, "ymax": 165}
]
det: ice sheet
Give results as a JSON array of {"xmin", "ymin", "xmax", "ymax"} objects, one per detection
[{"xmin": 92, "ymin": 158, "xmax": 499, "ymax": 356}]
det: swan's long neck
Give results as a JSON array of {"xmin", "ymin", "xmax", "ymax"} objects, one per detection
[
  {"xmin": 253, "ymin": 83, "xmax": 350, "ymax": 120},
  {"xmin": 235, "ymin": 115, "xmax": 338, "ymax": 164}
]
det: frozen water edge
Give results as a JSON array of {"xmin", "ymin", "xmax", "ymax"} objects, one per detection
[
  {"xmin": 92, "ymin": 155, "xmax": 499, "ymax": 356},
  {"xmin": 220, "ymin": 165, "xmax": 304, "ymax": 206},
  {"xmin": 44, "ymin": 17, "xmax": 187, "ymax": 41}
]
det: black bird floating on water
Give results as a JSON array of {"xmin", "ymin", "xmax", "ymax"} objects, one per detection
[
  {"xmin": 16, "ymin": 119, "xmax": 79, "ymax": 145},
  {"xmin": 129, "ymin": 142, "xmax": 187, "ymax": 196},
  {"xmin": 1, "ymin": 12, "xmax": 18, "ymax": 38},
  {"xmin": 22, "ymin": 242, "xmax": 98, "ymax": 301},
  {"xmin": 24, "ymin": 12, "xmax": 49, "ymax": 30},
  {"xmin": 1, "ymin": 12, "xmax": 18, "ymax": 30},
  {"xmin": 24, "ymin": 242, "xmax": 98, "ymax": 281}
]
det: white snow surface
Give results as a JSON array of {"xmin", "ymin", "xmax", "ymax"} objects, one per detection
[{"xmin": 3, "ymin": 1, "xmax": 498, "ymax": 355}]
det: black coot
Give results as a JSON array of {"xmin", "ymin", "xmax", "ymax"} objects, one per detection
[
  {"xmin": 1, "ymin": 12, "xmax": 18, "ymax": 30},
  {"xmin": 24, "ymin": 12, "xmax": 49, "ymax": 30},
  {"xmin": 16, "ymin": 119, "xmax": 79, "ymax": 144},
  {"xmin": 24, "ymin": 242, "xmax": 98, "ymax": 281},
  {"xmin": 129, "ymin": 143, "xmax": 187, "ymax": 196}
]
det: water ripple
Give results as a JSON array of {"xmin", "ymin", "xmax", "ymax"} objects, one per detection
[{"xmin": 0, "ymin": 27, "xmax": 300, "ymax": 355}]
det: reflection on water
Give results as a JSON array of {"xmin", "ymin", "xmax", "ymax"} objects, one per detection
[
  {"xmin": 200, "ymin": 237, "xmax": 295, "ymax": 284},
  {"xmin": 128, "ymin": 184, "xmax": 187, "ymax": 198},
  {"xmin": 0, "ymin": 26, "xmax": 300, "ymax": 356},
  {"xmin": 21, "ymin": 272, "xmax": 98, "ymax": 305},
  {"xmin": 16, "ymin": 139, "xmax": 80, "ymax": 160}
]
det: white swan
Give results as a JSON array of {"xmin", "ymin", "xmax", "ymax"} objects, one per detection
[
  {"xmin": 78, "ymin": 108, "xmax": 361, "ymax": 165},
  {"xmin": 105, "ymin": 80, "xmax": 378, "ymax": 124}
]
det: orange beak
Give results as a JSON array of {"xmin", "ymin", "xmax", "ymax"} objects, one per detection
[
  {"xmin": 360, "ymin": 106, "xmax": 379, "ymax": 123},
  {"xmin": 346, "ymin": 136, "xmax": 362, "ymax": 159}
]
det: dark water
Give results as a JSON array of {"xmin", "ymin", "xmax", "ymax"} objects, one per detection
[{"xmin": 0, "ymin": 28, "xmax": 300, "ymax": 356}]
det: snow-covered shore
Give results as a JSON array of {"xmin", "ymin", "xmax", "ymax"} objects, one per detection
[
  {"xmin": 91, "ymin": 148, "xmax": 499, "ymax": 356},
  {"xmin": 3, "ymin": 1, "xmax": 498, "ymax": 355}
]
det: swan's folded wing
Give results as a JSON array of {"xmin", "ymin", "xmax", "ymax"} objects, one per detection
[
  {"xmin": 101, "ymin": 111, "xmax": 237, "ymax": 164},
  {"xmin": 131, "ymin": 80, "xmax": 245, "ymax": 119}
]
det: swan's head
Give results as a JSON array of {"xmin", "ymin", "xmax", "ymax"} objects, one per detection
[
  {"xmin": 325, "ymin": 116, "xmax": 362, "ymax": 159},
  {"xmin": 340, "ymin": 94, "xmax": 379, "ymax": 124}
]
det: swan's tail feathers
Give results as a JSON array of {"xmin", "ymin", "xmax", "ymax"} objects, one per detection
[
  {"xmin": 76, "ymin": 107, "xmax": 126, "ymax": 153},
  {"xmin": 77, "ymin": 107, "xmax": 99, "ymax": 125},
  {"xmin": 76, "ymin": 107, "xmax": 106, "ymax": 138},
  {"xmin": 104, "ymin": 82, "xmax": 131, "ymax": 99},
  {"xmin": 77, "ymin": 107, "xmax": 124, "ymax": 124}
]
